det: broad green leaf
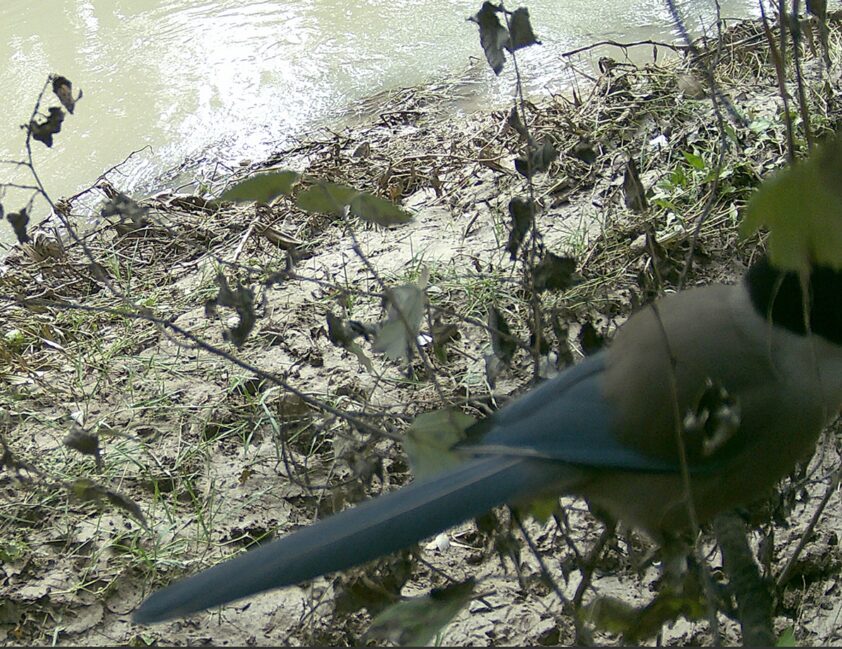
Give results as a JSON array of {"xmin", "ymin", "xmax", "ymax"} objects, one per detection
[
  {"xmin": 296, "ymin": 182, "xmax": 359, "ymax": 216},
  {"xmin": 372, "ymin": 321, "xmax": 411, "ymax": 361},
  {"xmin": 776, "ymin": 627, "xmax": 797, "ymax": 647},
  {"xmin": 366, "ymin": 579, "xmax": 475, "ymax": 647},
  {"xmin": 350, "ymin": 191, "xmax": 413, "ymax": 226},
  {"xmin": 218, "ymin": 171, "xmax": 299, "ymax": 203},
  {"xmin": 682, "ymin": 150, "xmax": 706, "ymax": 170},
  {"xmin": 749, "ymin": 118, "xmax": 772, "ymax": 134},
  {"xmin": 741, "ymin": 136, "xmax": 842, "ymax": 271},
  {"xmin": 403, "ymin": 409, "xmax": 475, "ymax": 480},
  {"xmin": 373, "ymin": 284, "xmax": 425, "ymax": 361},
  {"xmin": 581, "ymin": 590, "xmax": 706, "ymax": 643},
  {"xmin": 652, "ymin": 197, "xmax": 680, "ymax": 211},
  {"xmin": 524, "ymin": 495, "xmax": 562, "ymax": 523}
]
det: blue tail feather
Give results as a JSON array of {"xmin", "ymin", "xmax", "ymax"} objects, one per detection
[{"xmin": 133, "ymin": 455, "xmax": 577, "ymax": 623}]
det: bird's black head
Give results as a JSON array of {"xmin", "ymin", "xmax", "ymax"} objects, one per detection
[{"xmin": 746, "ymin": 257, "xmax": 842, "ymax": 346}]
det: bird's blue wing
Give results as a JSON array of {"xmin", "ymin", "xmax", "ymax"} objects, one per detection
[{"xmin": 464, "ymin": 353, "xmax": 682, "ymax": 472}]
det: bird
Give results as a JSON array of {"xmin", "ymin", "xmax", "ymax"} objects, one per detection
[{"xmin": 133, "ymin": 254, "xmax": 842, "ymax": 624}]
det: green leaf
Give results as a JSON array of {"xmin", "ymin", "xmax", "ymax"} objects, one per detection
[
  {"xmin": 523, "ymin": 495, "xmax": 562, "ymax": 523},
  {"xmin": 296, "ymin": 182, "xmax": 359, "ymax": 216},
  {"xmin": 776, "ymin": 626, "xmax": 797, "ymax": 647},
  {"xmin": 373, "ymin": 284, "xmax": 425, "ymax": 362},
  {"xmin": 218, "ymin": 171, "xmax": 299, "ymax": 203},
  {"xmin": 740, "ymin": 136, "xmax": 842, "ymax": 271},
  {"xmin": 403, "ymin": 409, "xmax": 475, "ymax": 480},
  {"xmin": 749, "ymin": 118, "xmax": 772, "ymax": 134},
  {"xmin": 0, "ymin": 537, "xmax": 27, "ymax": 563},
  {"xmin": 366, "ymin": 579, "xmax": 475, "ymax": 647},
  {"xmin": 581, "ymin": 590, "xmax": 706, "ymax": 643},
  {"xmin": 350, "ymin": 192, "xmax": 413, "ymax": 226},
  {"xmin": 682, "ymin": 150, "xmax": 706, "ymax": 170},
  {"xmin": 652, "ymin": 197, "xmax": 679, "ymax": 211}
]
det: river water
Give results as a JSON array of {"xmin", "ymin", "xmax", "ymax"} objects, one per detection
[{"xmin": 0, "ymin": 0, "xmax": 759, "ymax": 245}]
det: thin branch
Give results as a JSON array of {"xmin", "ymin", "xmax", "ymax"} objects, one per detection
[
  {"xmin": 561, "ymin": 38, "xmax": 687, "ymax": 59},
  {"xmin": 513, "ymin": 510, "xmax": 570, "ymax": 609},
  {"xmin": 0, "ymin": 182, "xmax": 41, "ymax": 192},
  {"xmin": 2, "ymin": 294, "xmax": 398, "ymax": 440},
  {"xmin": 775, "ymin": 467, "xmax": 840, "ymax": 589}
]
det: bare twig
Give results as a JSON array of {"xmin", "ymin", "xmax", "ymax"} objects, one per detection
[{"xmin": 775, "ymin": 468, "xmax": 840, "ymax": 589}]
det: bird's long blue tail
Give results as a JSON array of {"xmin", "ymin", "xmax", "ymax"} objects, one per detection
[{"xmin": 133, "ymin": 454, "xmax": 576, "ymax": 623}]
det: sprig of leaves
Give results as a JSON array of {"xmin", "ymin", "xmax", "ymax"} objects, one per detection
[{"xmin": 218, "ymin": 172, "xmax": 413, "ymax": 227}]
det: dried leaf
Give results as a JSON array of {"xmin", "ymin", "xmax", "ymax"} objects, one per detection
[
  {"xmin": 104, "ymin": 490, "xmax": 148, "ymax": 529},
  {"xmin": 100, "ymin": 192, "xmax": 149, "ymax": 232},
  {"xmin": 28, "ymin": 106, "xmax": 65, "ymax": 147},
  {"xmin": 6, "ymin": 207, "xmax": 30, "ymax": 244},
  {"xmin": 507, "ymin": 106, "xmax": 529, "ymax": 140},
  {"xmin": 63, "ymin": 424, "xmax": 102, "ymax": 470},
  {"xmin": 484, "ymin": 352, "xmax": 505, "ymax": 388},
  {"xmin": 70, "ymin": 479, "xmax": 147, "ymax": 528},
  {"xmin": 505, "ymin": 197, "xmax": 533, "ymax": 259},
  {"xmin": 806, "ymin": 0, "xmax": 826, "ymax": 19},
  {"xmin": 488, "ymin": 305, "xmax": 516, "ymax": 365},
  {"xmin": 532, "ymin": 253, "xmax": 578, "ymax": 292},
  {"xmin": 468, "ymin": 2, "xmax": 509, "ymax": 75},
  {"xmin": 506, "ymin": 7, "xmax": 540, "ymax": 51},
  {"xmin": 582, "ymin": 589, "xmax": 706, "ymax": 643},
  {"xmin": 51, "ymin": 75, "xmax": 81, "ymax": 114},
  {"xmin": 430, "ymin": 320, "xmax": 460, "ymax": 362},
  {"xmin": 326, "ymin": 311, "xmax": 353, "ymax": 347},
  {"xmin": 572, "ymin": 139, "xmax": 597, "ymax": 165},
  {"xmin": 373, "ymin": 284, "xmax": 425, "ymax": 362},
  {"xmin": 623, "ymin": 158, "xmax": 648, "ymax": 212},
  {"xmin": 205, "ymin": 273, "xmax": 257, "ymax": 347},
  {"xmin": 514, "ymin": 139, "xmax": 558, "ymax": 178},
  {"xmin": 579, "ymin": 320, "xmax": 606, "ymax": 356},
  {"xmin": 326, "ymin": 312, "xmax": 374, "ymax": 371}
]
